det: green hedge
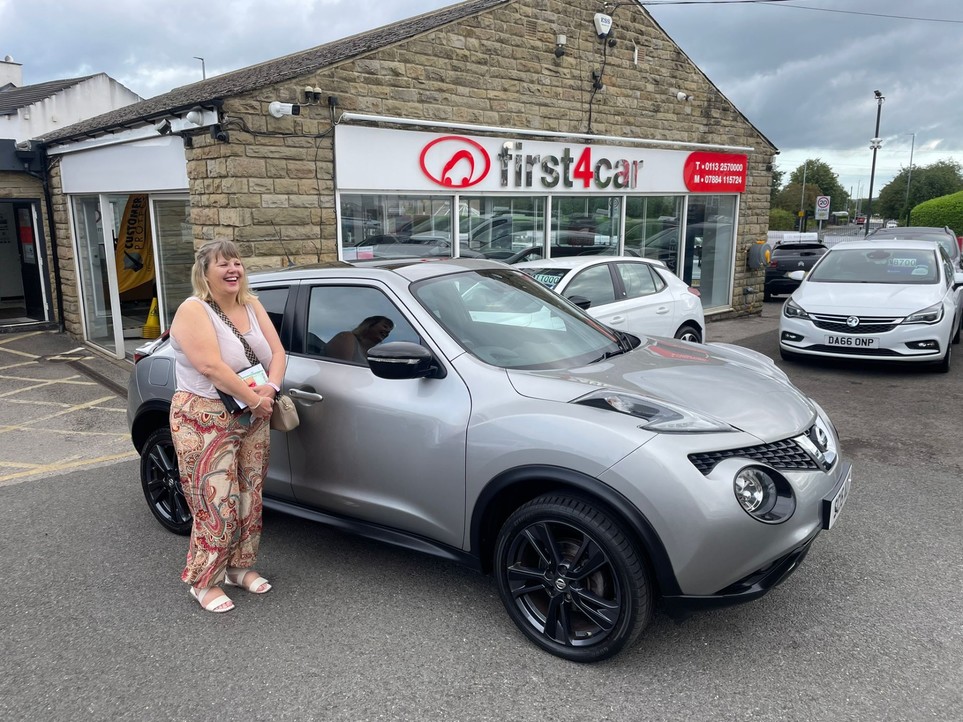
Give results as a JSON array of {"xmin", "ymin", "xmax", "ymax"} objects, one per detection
[
  {"xmin": 769, "ymin": 208, "xmax": 796, "ymax": 231},
  {"xmin": 911, "ymin": 190, "xmax": 963, "ymax": 234}
]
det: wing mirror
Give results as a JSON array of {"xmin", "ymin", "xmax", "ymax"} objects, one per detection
[
  {"xmin": 368, "ymin": 341, "xmax": 446, "ymax": 380},
  {"xmin": 786, "ymin": 270, "xmax": 807, "ymax": 282},
  {"xmin": 567, "ymin": 294, "xmax": 593, "ymax": 310}
]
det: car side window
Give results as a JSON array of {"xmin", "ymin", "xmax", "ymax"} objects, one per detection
[
  {"xmin": 564, "ymin": 264, "xmax": 617, "ymax": 306},
  {"xmin": 616, "ymin": 262, "xmax": 664, "ymax": 299},
  {"xmin": 305, "ymin": 285, "xmax": 421, "ymax": 365},
  {"xmin": 939, "ymin": 248, "xmax": 954, "ymax": 288},
  {"xmin": 255, "ymin": 286, "xmax": 290, "ymax": 336}
]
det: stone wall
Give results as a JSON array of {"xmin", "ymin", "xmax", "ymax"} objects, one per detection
[{"xmin": 183, "ymin": 0, "xmax": 774, "ymax": 315}]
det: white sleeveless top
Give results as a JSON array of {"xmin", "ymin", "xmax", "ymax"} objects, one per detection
[{"xmin": 171, "ymin": 297, "xmax": 274, "ymax": 399}]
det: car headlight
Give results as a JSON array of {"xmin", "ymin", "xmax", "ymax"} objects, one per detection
[
  {"xmin": 733, "ymin": 466, "xmax": 795, "ymax": 523},
  {"xmin": 574, "ymin": 390, "xmax": 734, "ymax": 433},
  {"xmin": 783, "ymin": 299, "xmax": 810, "ymax": 320},
  {"xmin": 902, "ymin": 302, "xmax": 943, "ymax": 325}
]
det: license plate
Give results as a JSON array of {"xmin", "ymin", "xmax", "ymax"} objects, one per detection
[
  {"xmin": 825, "ymin": 335, "xmax": 878, "ymax": 348},
  {"xmin": 822, "ymin": 465, "xmax": 852, "ymax": 530}
]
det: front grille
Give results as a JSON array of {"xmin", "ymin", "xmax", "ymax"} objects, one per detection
[
  {"xmin": 811, "ymin": 313, "xmax": 900, "ymax": 335},
  {"xmin": 688, "ymin": 437, "xmax": 818, "ymax": 475},
  {"xmin": 805, "ymin": 345, "xmax": 904, "ymax": 356}
]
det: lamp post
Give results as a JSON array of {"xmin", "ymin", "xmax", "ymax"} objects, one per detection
[
  {"xmin": 864, "ymin": 90, "xmax": 885, "ymax": 236},
  {"xmin": 193, "ymin": 56, "xmax": 206, "ymax": 80},
  {"xmin": 798, "ymin": 161, "xmax": 809, "ymax": 232},
  {"xmin": 903, "ymin": 132, "xmax": 916, "ymax": 225}
]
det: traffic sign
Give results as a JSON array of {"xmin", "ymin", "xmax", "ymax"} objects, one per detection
[{"xmin": 815, "ymin": 195, "xmax": 830, "ymax": 220}]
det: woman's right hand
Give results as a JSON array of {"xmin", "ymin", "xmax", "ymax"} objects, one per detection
[{"xmin": 250, "ymin": 395, "xmax": 274, "ymax": 420}]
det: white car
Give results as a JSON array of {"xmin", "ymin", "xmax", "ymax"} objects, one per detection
[
  {"xmin": 779, "ymin": 239, "xmax": 963, "ymax": 372},
  {"xmin": 515, "ymin": 256, "xmax": 705, "ymax": 341}
]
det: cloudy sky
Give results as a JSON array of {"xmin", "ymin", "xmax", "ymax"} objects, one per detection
[{"xmin": 2, "ymin": 0, "xmax": 960, "ymax": 197}]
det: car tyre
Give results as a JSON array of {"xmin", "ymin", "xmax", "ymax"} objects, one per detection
[
  {"xmin": 934, "ymin": 343, "xmax": 952, "ymax": 373},
  {"xmin": 494, "ymin": 494, "xmax": 652, "ymax": 663},
  {"xmin": 674, "ymin": 323, "xmax": 703, "ymax": 343},
  {"xmin": 140, "ymin": 426, "xmax": 192, "ymax": 535},
  {"xmin": 953, "ymin": 314, "xmax": 961, "ymax": 345}
]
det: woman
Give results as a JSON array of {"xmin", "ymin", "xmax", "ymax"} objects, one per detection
[
  {"xmin": 168, "ymin": 239, "xmax": 286, "ymax": 613},
  {"xmin": 326, "ymin": 315, "xmax": 394, "ymax": 364}
]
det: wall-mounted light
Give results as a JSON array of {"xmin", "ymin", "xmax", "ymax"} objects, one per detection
[
  {"xmin": 554, "ymin": 34, "xmax": 566, "ymax": 58},
  {"xmin": 303, "ymin": 86, "xmax": 323, "ymax": 103},
  {"xmin": 184, "ymin": 106, "xmax": 204, "ymax": 126},
  {"xmin": 675, "ymin": 91, "xmax": 692, "ymax": 102},
  {"xmin": 268, "ymin": 101, "xmax": 301, "ymax": 118}
]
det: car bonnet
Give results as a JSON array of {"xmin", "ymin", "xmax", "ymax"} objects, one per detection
[
  {"xmin": 793, "ymin": 281, "xmax": 942, "ymax": 315},
  {"xmin": 506, "ymin": 337, "xmax": 815, "ymax": 440}
]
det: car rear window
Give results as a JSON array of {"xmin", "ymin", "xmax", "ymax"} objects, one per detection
[
  {"xmin": 773, "ymin": 243, "xmax": 826, "ymax": 253},
  {"xmin": 521, "ymin": 268, "xmax": 571, "ymax": 290}
]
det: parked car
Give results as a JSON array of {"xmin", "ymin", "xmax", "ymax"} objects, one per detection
[
  {"xmin": 130, "ymin": 258, "xmax": 851, "ymax": 662},
  {"xmin": 779, "ymin": 239, "xmax": 963, "ymax": 372},
  {"xmin": 867, "ymin": 226, "xmax": 961, "ymax": 269},
  {"xmin": 345, "ymin": 234, "xmax": 484, "ymax": 261},
  {"xmin": 884, "ymin": 220, "xmax": 898, "ymax": 229},
  {"xmin": 764, "ymin": 240, "xmax": 828, "ymax": 300},
  {"xmin": 514, "ymin": 256, "xmax": 705, "ymax": 342}
]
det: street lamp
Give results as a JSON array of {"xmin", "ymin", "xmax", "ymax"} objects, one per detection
[
  {"xmin": 864, "ymin": 90, "xmax": 884, "ymax": 236},
  {"xmin": 903, "ymin": 132, "xmax": 916, "ymax": 225},
  {"xmin": 193, "ymin": 56, "xmax": 206, "ymax": 80}
]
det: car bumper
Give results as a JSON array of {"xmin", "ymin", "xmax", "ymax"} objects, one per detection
[
  {"xmin": 779, "ymin": 314, "xmax": 951, "ymax": 361},
  {"xmin": 764, "ymin": 274, "xmax": 802, "ymax": 295}
]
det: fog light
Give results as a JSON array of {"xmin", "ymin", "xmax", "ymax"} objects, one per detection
[
  {"xmin": 733, "ymin": 466, "xmax": 796, "ymax": 523},
  {"xmin": 907, "ymin": 340, "xmax": 939, "ymax": 350},
  {"xmin": 781, "ymin": 331, "xmax": 804, "ymax": 342}
]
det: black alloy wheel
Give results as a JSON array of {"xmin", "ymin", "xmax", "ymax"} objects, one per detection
[
  {"xmin": 494, "ymin": 494, "xmax": 652, "ymax": 662},
  {"xmin": 674, "ymin": 323, "xmax": 703, "ymax": 343},
  {"xmin": 140, "ymin": 427, "xmax": 192, "ymax": 535}
]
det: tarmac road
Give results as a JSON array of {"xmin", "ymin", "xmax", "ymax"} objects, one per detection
[{"xmin": 1, "ymin": 313, "xmax": 961, "ymax": 721}]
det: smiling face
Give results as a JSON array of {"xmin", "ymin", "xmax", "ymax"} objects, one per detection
[{"xmin": 205, "ymin": 253, "xmax": 245, "ymax": 298}]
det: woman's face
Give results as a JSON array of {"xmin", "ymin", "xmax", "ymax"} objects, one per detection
[
  {"xmin": 363, "ymin": 320, "xmax": 393, "ymax": 343},
  {"xmin": 206, "ymin": 254, "xmax": 244, "ymax": 296}
]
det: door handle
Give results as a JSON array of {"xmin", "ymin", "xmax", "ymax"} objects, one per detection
[
  {"xmin": 287, "ymin": 388, "xmax": 324, "ymax": 403},
  {"xmin": 656, "ymin": 306, "xmax": 669, "ymax": 315},
  {"xmin": 608, "ymin": 315, "xmax": 625, "ymax": 324}
]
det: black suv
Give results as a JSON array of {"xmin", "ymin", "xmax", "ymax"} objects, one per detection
[{"xmin": 764, "ymin": 240, "xmax": 828, "ymax": 300}]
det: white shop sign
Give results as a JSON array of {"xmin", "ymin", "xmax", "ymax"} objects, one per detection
[{"xmin": 335, "ymin": 125, "xmax": 747, "ymax": 195}]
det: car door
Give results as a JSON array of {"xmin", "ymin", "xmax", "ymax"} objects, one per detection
[
  {"xmin": 557, "ymin": 262, "xmax": 620, "ymax": 324},
  {"xmin": 282, "ymin": 281, "xmax": 472, "ymax": 548},
  {"xmin": 610, "ymin": 261, "xmax": 677, "ymax": 337}
]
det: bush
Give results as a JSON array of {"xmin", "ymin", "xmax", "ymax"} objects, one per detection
[
  {"xmin": 911, "ymin": 190, "xmax": 963, "ymax": 234},
  {"xmin": 769, "ymin": 208, "xmax": 796, "ymax": 231}
]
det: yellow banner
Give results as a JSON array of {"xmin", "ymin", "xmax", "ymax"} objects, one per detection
[{"xmin": 115, "ymin": 194, "xmax": 155, "ymax": 294}]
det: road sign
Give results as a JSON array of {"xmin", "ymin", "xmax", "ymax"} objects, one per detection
[{"xmin": 815, "ymin": 195, "xmax": 830, "ymax": 220}]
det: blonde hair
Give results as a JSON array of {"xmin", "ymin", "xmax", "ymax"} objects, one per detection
[{"xmin": 190, "ymin": 239, "xmax": 257, "ymax": 304}]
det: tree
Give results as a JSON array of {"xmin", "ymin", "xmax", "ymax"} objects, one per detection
[
  {"xmin": 876, "ymin": 160, "xmax": 963, "ymax": 223},
  {"xmin": 785, "ymin": 159, "xmax": 849, "ymax": 216},
  {"xmin": 770, "ymin": 166, "xmax": 785, "ymax": 205}
]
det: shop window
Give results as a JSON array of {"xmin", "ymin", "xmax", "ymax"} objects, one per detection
[
  {"xmin": 684, "ymin": 195, "xmax": 736, "ymax": 309},
  {"xmin": 550, "ymin": 196, "xmax": 622, "ymax": 258},
  {"xmin": 340, "ymin": 194, "xmax": 454, "ymax": 262},
  {"xmin": 153, "ymin": 198, "xmax": 192, "ymax": 328},
  {"xmin": 623, "ymin": 196, "xmax": 685, "ymax": 272},
  {"xmin": 459, "ymin": 196, "xmax": 546, "ymax": 261}
]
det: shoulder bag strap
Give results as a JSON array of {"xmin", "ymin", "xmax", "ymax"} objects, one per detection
[{"xmin": 207, "ymin": 300, "xmax": 260, "ymax": 366}]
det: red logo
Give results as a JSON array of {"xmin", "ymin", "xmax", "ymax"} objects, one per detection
[{"xmin": 419, "ymin": 136, "xmax": 491, "ymax": 188}]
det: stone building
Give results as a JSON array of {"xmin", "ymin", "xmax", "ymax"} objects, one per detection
[{"xmin": 27, "ymin": 0, "xmax": 777, "ymax": 356}]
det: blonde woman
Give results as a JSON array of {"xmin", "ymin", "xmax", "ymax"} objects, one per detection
[{"xmin": 168, "ymin": 239, "xmax": 286, "ymax": 613}]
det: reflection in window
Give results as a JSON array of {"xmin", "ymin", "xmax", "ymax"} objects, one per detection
[
  {"xmin": 550, "ymin": 196, "xmax": 621, "ymax": 256},
  {"xmin": 565, "ymin": 264, "xmax": 617, "ymax": 307},
  {"xmin": 153, "ymin": 198, "xmax": 192, "ymax": 329},
  {"xmin": 623, "ymin": 196, "xmax": 684, "ymax": 272},
  {"xmin": 305, "ymin": 285, "xmax": 420, "ymax": 365},
  {"xmin": 460, "ymin": 196, "xmax": 545, "ymax": 260},
  {"xmin": 685, "ymin": 195, "xmax": 736, "ymax": 308},
  {"xmin": 340, "ymin": 194, "xmax": 454, "ymax": 261}
]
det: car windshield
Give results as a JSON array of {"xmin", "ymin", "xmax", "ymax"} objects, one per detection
[
  {"xmin": 808, "ymin": 248, "xmax": 939, "ymax": 285},
  {"xmin": 412, "ymin": 268, "xmax": 624, "ymax": 369}
]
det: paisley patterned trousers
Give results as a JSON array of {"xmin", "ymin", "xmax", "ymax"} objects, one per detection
[{"xmin": 170, "ymin": 392, "xmax": 270, "ymax": 589}]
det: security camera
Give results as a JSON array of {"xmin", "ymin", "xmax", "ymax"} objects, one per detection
[
  {"xmin": 155, "ymin": 119, "xmax": 172, "ymax": 135},
  {"xmin": 873, "ymin": 89, "xmax": 883, "ymax": 98},
  {"xmin": 594, "ymin": 13, "xmax": 613, "ymax": 38},
  {"xmin": 268, "ymin": 101, "xmax": 301, "ymax": 119},
  {"xmin": 14, "ymin": 140, "xmax": 31, "ymax": 152},
  {"xmin": 210, "ymin": 124, "xmax": 230, "ymax": 142}
]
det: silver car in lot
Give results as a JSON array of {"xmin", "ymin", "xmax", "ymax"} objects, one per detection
[
  {"xmin": 129, "ymin": 258, "xmax": 851, "ymax": 662},
  {"xmin": 779, "ymin": 239, "xmax": 963, "ymax": 372}
]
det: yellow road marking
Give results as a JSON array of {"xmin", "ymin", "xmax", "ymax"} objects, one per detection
[
  {"xmin": 0, "ymin": 376, "xmax": 92, "ymax": 398},
  {"xmin": 0, "ymin": 374, "xmax": 95, "ymax": 385},
  {"xmin": 0, "ymin": 395, "xmax": 119, "ymax": 434},
  {"xmin": 0, "ymin": 451, "xmax": 139, "ymax": 484},
  {"xmin": 0, "ymin": 345, "xmax": 40, "ymax": 360}
]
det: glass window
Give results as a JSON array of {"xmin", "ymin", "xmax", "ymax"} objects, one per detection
[
  {"xmin": 340, "ymin": 194, "xmax": 455, "ymax": 261},
  {"xmin": 153, "ymin": 198, "xmax": 192, "ymax": 329},
  {"xmin": 304, "ymin": 285, "xmax": 420, "ymax": 365},
  {"xmin": 460, "ymin": 196, "xmax": 546, "ymax": 260},
  {"xmin": 255, "ymin": 287, "xmax": 290, "ymax": 337},
  {"xmin": 685, "ymin": 195, "xmax": 736, "ymax": 308},
  {"xmin": 564, "ymin": 264, "xmax": 617, "ymax": 307},
  {"xmin": 616, "ymin": 262, "xmax": 663, "ymax": 298},
  {"xmin": 71, "ymin": 195, "xmax": 115, "ymax": 350},
  {"xmin": 624, "ymin": 196, "xmax": 685, "ymax": 272},
  {"xmin": 549, "ymin": 196, "xmax": 622, "ymax": 258}
]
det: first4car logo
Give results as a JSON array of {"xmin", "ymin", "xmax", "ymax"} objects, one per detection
[{"xmin": 419, "ymin": 136, "xmax": 492, "ymax": 188}]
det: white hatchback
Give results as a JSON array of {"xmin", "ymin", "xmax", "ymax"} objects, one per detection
[
  {"xmin": 515, "ymin": 256, "xmax": 706, "ymax": 341},
  {"xmin": 779, "ymin": 239, "xmax": 963, "ymax": 372}
]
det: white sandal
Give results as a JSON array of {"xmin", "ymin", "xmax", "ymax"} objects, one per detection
[
  {"xmin": 190, "ymin": 585, "xmax": 235, "ymax": 613},
  {"xmin": 226, "ymin": 568, "xmax": 272, "ymax": 594}
]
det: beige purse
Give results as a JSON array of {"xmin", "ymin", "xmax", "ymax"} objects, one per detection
[{"xmin": 270, "ymin": 393, "xmax": 299, "ymax": 431}]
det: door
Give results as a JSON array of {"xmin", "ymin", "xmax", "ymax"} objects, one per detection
[
  {"xmin": 283, "ymin": 281, "xmax": 471, "ymax": 548},
  {"xmin": 611, "ymin": 260, "xmax": 677, "ymax": 337},
  {"xmin": 0, "ymin": 201, "xmax": 48, "ymax": 323},
  {"xmin": 72, "ymin": 195, "xmax": 123, "ymax": 355}
]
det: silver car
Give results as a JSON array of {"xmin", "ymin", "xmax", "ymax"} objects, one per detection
[{"xmin": 128, "ymin": 258, "xmax": 852, "ymax": 662}]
